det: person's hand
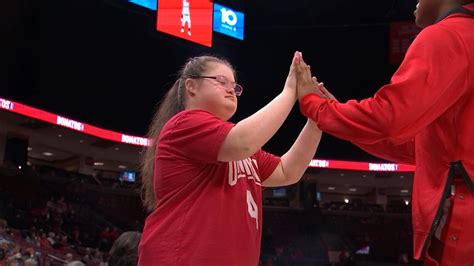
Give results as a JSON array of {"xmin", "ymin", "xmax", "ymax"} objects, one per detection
[
  {"xmin": 295, "ymin": 53, "xmax": 320, "ymax": 101},
  {"xmin": 283, "ymin": 51, "xmax": 299, "ymax": 99},
  {"xmin": 315, "ymin": 79, "xmax": 338, "ymax": 102}
]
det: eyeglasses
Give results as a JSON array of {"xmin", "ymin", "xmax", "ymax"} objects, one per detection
[{"xmin": 190, "ymin": 75, "xmax": 243, "ymax": 96}]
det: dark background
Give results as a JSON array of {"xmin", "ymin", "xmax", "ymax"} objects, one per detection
[{"xmin": 0, "ymin": 0, "xmax": 417, "ymax": 161}]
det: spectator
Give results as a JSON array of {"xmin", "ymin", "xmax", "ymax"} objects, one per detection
[
  {"xmin": 64, "ymin": 253, "xmax": 73, "ymax": 265},
  {"xmin": 82, "ymin": 248, "xmax": 92, "ymax": 264},
  {"xmin": 67, "ymin": 261, "xmax": 85, "ymax": 266},
  {"xmin": 398, "ymin": 252, "xmax": 410, "ymax": 264},
  {"xmin": 6, "ymin": 250, "xmax": 23, "ymax": 266},
  {"xmin": 23, "ymin": 248, "xmax": 38, "ymax": 266},
  {"xmin": 109, "ymin": 231, "xmax": 141, "ymax": 266},
  {"xmin": 0, "ymin": 219, "xmax": 7, "ymax": 234}
]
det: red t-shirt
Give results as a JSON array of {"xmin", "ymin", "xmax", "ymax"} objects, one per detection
[{"xmin": 139, "ymin": 110, "xmax": 280, "ymax": 266}]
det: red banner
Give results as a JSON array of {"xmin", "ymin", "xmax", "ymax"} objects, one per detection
[
  {"xmin": 310, "ymin": 159, "xmax": 415, "ymax": 172},
  {"xmin": 0, "ymin": 98, "xmax": 150, "ymax": 147},
  {"xmin": 1, "ymin": 97, "xmax": 416, "ymax": 171},
  {"xmin": 389, "ymin": 21, "xmax": 421, "ymax": 64}
]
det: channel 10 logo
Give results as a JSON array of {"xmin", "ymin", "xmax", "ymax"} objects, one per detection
[{"xmin": 213, "ymin": 3, "xmax": 244, "ymax": 40}]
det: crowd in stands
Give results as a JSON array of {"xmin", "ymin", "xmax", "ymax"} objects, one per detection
[
  {"xmin": 1, "ymin": 164, "xmax": 419, "ymax": 265},
  {"xmin": 259, "ymin": 202, "xmax": 418, "ymax": 266},
  {"xmin": 0, "ymin": 164, "xmax": 143, "ymax": 265},
  {"xmin": 321, "ymin": 201, "xmax": 384, "ymax": 213},
  {"xmin": 0, "ymin": 199, "xmax": 113, "ymax": 265}
]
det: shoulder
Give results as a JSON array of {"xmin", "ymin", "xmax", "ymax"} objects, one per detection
[
  {"xmin": 172, "ymin": 109, "xmax": 221, "ymax": 124},
  {"xmin": 161, "ymin": 109, "xmax": 234, "ymax": 141},
  {"xmin": 414, "ymin": 24, "xmax": 451, "ymax": 43},
  {"xmin": 407, "ymin": 22, "xmax": 466, "ymax": 59},
  {"xmin": 415, "ymin": 19, "xmax": 466, "ymax": 45},
  {"xmin": 171, "ymin": 109, "xmax": 217, "ymax": 121},
  {"xmin": 165, "ymin": 110, "xmax": 222, "ymax": 130}
]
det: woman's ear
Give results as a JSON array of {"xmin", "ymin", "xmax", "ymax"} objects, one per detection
[{"xmin": 184, "ymin": 78, "xmax": 197, "ymax": 96}]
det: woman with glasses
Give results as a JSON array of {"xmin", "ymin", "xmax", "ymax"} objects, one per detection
[{"xmin": 138, "ymin": 52, "xmax": 323, "ymax": 265}]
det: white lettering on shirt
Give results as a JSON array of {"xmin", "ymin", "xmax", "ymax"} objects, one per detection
[{"xmin": 228, "ymin": 158, "xmax": 261, "ymax": 186}]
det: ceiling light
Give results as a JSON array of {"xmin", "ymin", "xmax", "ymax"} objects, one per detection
[
  {"xmin": 328, "ymin": 186, "xmax": 336, "ymax": 190},
  {"xmin": 118, "ymin": 165, "xmax": 127, "ymax": 169},
  {"xmin": 349, "ymin": 188, "xmax": 357, "ymax": 192},
  {"xmin": 42, "ymin": 152, "xmax": 54, "ymax": 156},
  {"xmin": 94, "ymin": 162, "xmax": 104, "ymax": 166},
  {"xmin": 401, "ymin": 189, "xmax": 409, "ymax": 193}
]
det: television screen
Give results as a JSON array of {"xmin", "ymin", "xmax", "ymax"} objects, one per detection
[
  {"xmin": 213, "ymin": 3, "xmax": 244, "ymax": 40},
  {"xmin": 129, "ymin": 0, "xmax": 157, "ymax": 10},
  {"xmin": 120, "ymin": 171, "xmax": 136, "ymax": 182},
  {"xmin": 316, "ymin": 191, "xmax": 321, "ymax": 201},
  {"xmin": 157, "ymin": 0, "xmax": 213, "ymax": 47},
  {"xmin": 273, "ymin": 188, "xmax": 286, "ymax": 198}
]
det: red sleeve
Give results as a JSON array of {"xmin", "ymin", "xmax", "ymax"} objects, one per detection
[
  {"xmin": 159, "ymin": 110, "xmax": 234, "ymax": 163},
  {"xmin": 355, "ymin": 139, "xmax": 416, "ymax": 165},
  {"xmin": 300, "ymin": 24, "xmax": 470, "ymax": 145},
  {"xmin": 252, "ymin": 150, "xmax": 280, "ymax": 183}
]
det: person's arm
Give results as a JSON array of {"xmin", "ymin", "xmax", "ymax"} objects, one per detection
[
  {"xmin": 313, "ymin": 79, "xmax": 416, "ymax": 165},
  {"xmin": 355, "ymin": 139, "xmax": 415, "ymax": 165},
  {"xmin": 297, "ymin": 25, "xmax": 470, "ymax": 145},
  {"xmin": 218, "ymin": 52, "xmax": 300, "ymax": 162},
  {"xmin": 263, "ymin": 119, "xmax": 322, "ymax": 187}
]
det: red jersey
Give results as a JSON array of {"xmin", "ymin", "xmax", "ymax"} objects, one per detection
[
  {"xmin": 299, "ymin": 4, "xmax": 474, "ymax": 264},
  {"xmin": 139, "ymin": 110, "xmax": 280, "ymax": 266}
]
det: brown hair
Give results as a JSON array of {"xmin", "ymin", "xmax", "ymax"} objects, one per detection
[
  {"xmin": 109, "ymin": 231, "xmax": 142, "ymax": 266},
  {"xmin": 140, "ymin": 55, "xmax": 235, "ymax": 212}
]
